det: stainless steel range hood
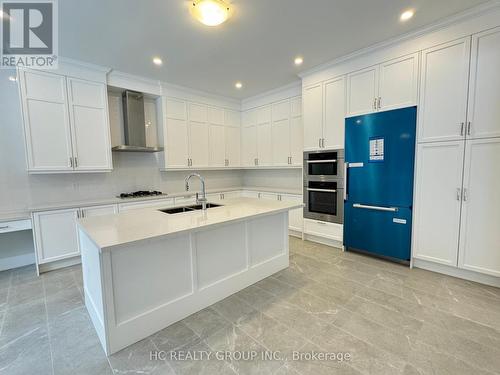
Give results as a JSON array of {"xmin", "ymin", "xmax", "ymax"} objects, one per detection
[{"xmin": 112, "ymin": 90, "xmax": 163, "ymax": 152}]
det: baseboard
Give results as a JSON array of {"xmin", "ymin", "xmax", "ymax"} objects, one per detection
[
  {"xmin": 413, "ymin": 258, "xmax": 500, "ymax": 288},
  {"xmin": 38, "ymin": 256, "xmax": 81, "ymax": 274},
  {"xmin": 288, "ymin": 229, "xmax": 303, "ymax": 238},
  {"xmin": 303, "ymin": 233, "xmax": 343, "ymax": 250},
  {"xmin": 0, "ymin": 253, "xmax": 35, "ymax": 271}
]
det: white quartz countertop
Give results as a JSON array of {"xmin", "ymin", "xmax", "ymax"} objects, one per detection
[{"xmin": 77, "ymin": 197, "xmax": 303, "ymax": 250}]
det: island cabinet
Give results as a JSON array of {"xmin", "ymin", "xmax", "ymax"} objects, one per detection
[
  {"xmin": 32, "ymin": 204, "xmax": 118, "ymax": 270},
  {"xmin": 78, "ymin": 198, "xmax": 301, "ymax": 355},
  {"xmin": 346, "ymin": 53, "xmax": 419, "ymax": 117},
  {"xmin": 164, "ymin": 97, "xmax": 241, "ymax": 169},
  {"xmin": 18, "ymin": 68, "xmax": 112, "ymax": 173}
]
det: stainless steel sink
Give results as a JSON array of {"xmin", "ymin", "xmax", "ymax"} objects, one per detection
[{"xmin": 159, "ymin": 203, "xmax": 222, "ymax": 214}]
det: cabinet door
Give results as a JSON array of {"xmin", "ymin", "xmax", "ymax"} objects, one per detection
[
  {"xmin": 290, "ymin": 97, "xmax": 303, "ymax": 166},
  {"xmin": 272, "ymin": 120, "xmax": 290, "ymax": 166},
  {"xmin": 467, "ymin": 28, "xmax": 500, "ymax": 139},
  {"xmin": 33, "ymin": 208, "xmax": 80, "ymax": 263},
  {"xmin": 189, "ymin": 121, "xmax": 209, "ymax": 167},
  {"xmin": 458, "ymin": 138, "xmax": 500, "ymax": 277},
  {"xmin": 20, "ymin": 70, "xmax": 73, "ymax": 172},
  {"xmin": 68, "ymin": 78, "xmax": 112, "ymax": 171},
  {"xmin": 241, "ymin": 125, "xmax": 257, "ymax": 167},
  {"xmin": 271, "ymin": 100, "xmax": 290, "ymax": 166},
  {"xmin": 208, "ymin": 107, "xmax": 224, "ymax": 125},
  {"xmin": 378, "ymin": 53, "xmax": 419, "ymax": 111},
  {"xmin": 256, "ymin": 122, "xmax": 272, "ymax": 166},
  {"xmin": 166, "ymin": 118, "xmax": 189, "ymax": 168},
  {"xmin": 208, "ymin": 124, "xmax": 226, "ymax": 167},
  {"xmin": 419, "ymin": 38, "xmax": 471, "ymax": 142},
  {"xmin": 281, "ymin": 194, "xmax": 303, "ymax": 232},
  {"xmin": 324, "ymin": 76, "xmax": 346, "ymax": 149},
  {"xmin": 225, "ymin": 126, "xmax": 241, "ymax": 167},
  {"xmin": 81, "ymin": 204, "xmax": 118, "ymax": 217},
  {"xmin": 303, "ymin": 84, "xmax": 323, "ymax": 150},
  {"xmin": 346, "ymin": 66, "xmax": 378, "ymax": 116},
  {"xmin": 413, "ymin": 141, "xmax": 464, "ymax": 266}
]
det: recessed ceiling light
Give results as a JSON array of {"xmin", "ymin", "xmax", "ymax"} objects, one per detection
[
  {"xmin": 8, "ymin": 75, "xmax": 17, "ymax": 82},
  {"xmin": 294, "ymin": 56, "xmax": 304, "ymax": 66},
  {"xmin": 400, "ymin": 9, "xmax": 414, "ymax": 22},
  {"xmin": 191, "ymin": 0, "xmax": 231, "ymax": 27},
  {"xmin": 235, "ymin": 82, "xmax": 243, "ymax": 89},
  {"xmin": 152, "ymin": 57, "xmax": 163, "ymax": 66}
]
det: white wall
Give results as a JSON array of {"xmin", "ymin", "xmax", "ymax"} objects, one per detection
[{"xmin": 0, "ymin": 69, "xmax": 243, "ymax": 213}]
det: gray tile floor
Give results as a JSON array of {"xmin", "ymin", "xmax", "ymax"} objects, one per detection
[{"xmin": 1, "ymin": 237, "xmax": 500, "ymax": 374}]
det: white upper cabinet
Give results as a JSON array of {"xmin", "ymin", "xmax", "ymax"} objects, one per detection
[
  {"xmin": 466, "ymin": 27, "xmax": 500, "ymax": 140},
  {"xmin": 418, "ymin": 37, "xmax": 471, "ymax": 143},
  {"xmin": 324, "ymin": 76, "xmax": 346, "ymax": 149},
  {"xmin": 413, "ymin": 141, "xmax": 465, "ymax": 266},
  {"xmin": 225, "ymin": 126, "xmax": 241, "ymax": 167},
  {"xmin": 256, "ymin": 122, "xmax": 272, "ymax": 166},
  {"xmin": 189, "ymin": 120, "xmax": 209, "ymax": 168},
  {"xmin": 67, "ymin": 78, "xmax": 112, "ymax": 171},
  {"xmin": 303, "ymin": 83, "xmax": 323, "ymax": 150},
  {"xmin": 290, "ymin": 97, "xmax": 303, "ymax": 165},
  {"xmin": 241, "ymin": 124, "xmax": 257, "ymax": 166},
  {"xmin": 20, "ymin": 70, "xmax": 73, "ymax": 172},
  {"xmin": 19, "ymin": 69, "xmax": 112, "ymax": 173},
  {"xmin": 458, "ymin": 138, "xmax": 500, "ymax": 277},
  {"xmin": 208, "ymin": 123, "xmax": 226, "ymax": 167},
  {"xmin": 378, "ymin": 53, "xmax": 419, "ymax": 112},
  {"xmin": 271, "ymin": 100, "xmax": 291, "ymax": 166},
  {"xmin": 347, "ymin": 66, "xmax": 379, "ymax": 116},
  {"xmin": 165, "ymin": 98, "xmax": 189, "ymax": 168}
]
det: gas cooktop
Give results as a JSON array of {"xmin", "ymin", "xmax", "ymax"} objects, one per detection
[{"xmin": 118, "ymin": 191, "xmax": 166, "ymax": 199}]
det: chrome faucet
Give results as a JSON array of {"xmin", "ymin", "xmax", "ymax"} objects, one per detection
[{"xmin": 185, "ymin": 173, "xmax": 207, "ymax": 210}]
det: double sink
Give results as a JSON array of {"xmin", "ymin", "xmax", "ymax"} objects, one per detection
[{"xmin": 159, "ymin": 203, "xmax": 222, "ymax": 215}]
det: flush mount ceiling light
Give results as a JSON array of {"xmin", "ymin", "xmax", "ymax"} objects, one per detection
[
  {"xmin": 152, "ymin": 57, "xmax": 163, "ymax": 66},
  {"xmin": 400, "ymin": 9, "xmax": 415, "ymax": 22},
  {"xmin": 294, "ymin": 56, "xmax": 304, "ymax": 66},
  {"xmin": 235, "ymin": 81, "xmax": 243, "ymax": 89},
  {"xmin": 191, "ymin": 0, "xmax": 231, "ymax": 27}
]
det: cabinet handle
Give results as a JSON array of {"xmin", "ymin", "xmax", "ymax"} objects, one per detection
[
  {"xmin": 322, "ymin": 138, "xmax": 325, "ymax": 148},
  {"xmin": 74, "ymin": 157, "xmax": 78, "ymax": 168},
  {"xmin": 378, "ymin": 97, "xmax": 382, "ymax": 109},
  {"xmin": 456, "ymin": 188, "xmax": 461, "ymax": 201},
  {"xmin": 69, "ymin": 157, "xmax": 73, "ymax": 168},
  {"xmin": 467, "ymin": 122, "xmax": 471, "ymax": 136},
  {"xmin": 319, "ymin": 138, "xmax": 321, "ymax": 148},
  {"xmin": 256, "ymin": 158, "xmax": 259, "ymax": 166},
  {"xmin": 373, "ymin": 98, "xmax": 377, "ymax": 110},
  {"xmin": 0, "ymin": 226, "xmax": 10, "ymax": 230},
  {"xmin": 460, "ymin": 122, "xmax": 464, "ymax": 136},
  {"xmin": 463, "ymin": 188, "xmax": 469, "ymax": 202}
]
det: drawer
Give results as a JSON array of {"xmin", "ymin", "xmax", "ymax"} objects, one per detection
[
  {"xmin": 304, "ymin": 219, "xmax": 343, "ymax": 241},
  {"xmin": 0, "ymin": 219, "xmax": 32, "ymax": 234}
]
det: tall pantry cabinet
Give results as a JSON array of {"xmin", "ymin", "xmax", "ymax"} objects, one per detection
[{"xmin": 413, "ymin": 29, "xmax": 500, "ymax": 277}]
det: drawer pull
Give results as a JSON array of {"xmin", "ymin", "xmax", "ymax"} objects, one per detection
[{"xmin": 0, "ymin": 225, "xmax": 10, "ymax": 230}]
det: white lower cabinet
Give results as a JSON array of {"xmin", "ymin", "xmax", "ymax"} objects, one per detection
[
  {"xmin": 413, "ymin": 138, "xmax": 500, "ymax": 278},
  {"xmin": 253, "ymin": 191, "xmax": 303, "ymax": 233},
  {"xmin": 458, "ymin": 138, "xmax": 500, "ymax": 277},
  {"xmin": 33, "ymin": 208, "xmax": 80, "ymax": 264},
  {"xmin": 304, "ymin": 219, "xmax": 343, "ymax": 242},
  {"xmin": 413, "ymin": 141, "xmax": 464, "ymax": 266},
  {"xmin": 33, "ymin": 203, "xmax": 118, "ymax": 265}
]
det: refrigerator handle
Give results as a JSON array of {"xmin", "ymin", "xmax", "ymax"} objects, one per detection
[{"xmin": 344, "ymin": 162, "xmax": 348, "ymax": 201}]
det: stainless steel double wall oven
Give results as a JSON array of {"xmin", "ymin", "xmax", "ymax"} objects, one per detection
[{"xmin": 303, "ymin": 149, "xmax": 344, "ymax": 224}]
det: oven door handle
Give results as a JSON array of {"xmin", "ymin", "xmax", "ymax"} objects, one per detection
[
  {"xmin": 353, "ymin": 203, "xmax": 398, "ymax": 212},
  {"xmin": 307, "ymin": 188, "xmax": 337, "ymax": 193},
  {"xmin": 306, "ymin": 159, "xmax": 337, "ymax": 164}
]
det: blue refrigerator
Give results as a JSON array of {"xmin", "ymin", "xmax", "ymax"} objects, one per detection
[{"xmin": 343, "ymin": 107, "xmax": 416, "ymax": 262}]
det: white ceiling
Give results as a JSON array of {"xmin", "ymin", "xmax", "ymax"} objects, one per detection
[{"xmin": 59, "ymin": 0, "xmax": 490, "ymax": 99}]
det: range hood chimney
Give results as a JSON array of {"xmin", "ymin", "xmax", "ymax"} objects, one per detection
[{"xmin": 112, "ymin": 90, "xmax": 163, "ymax": 152}]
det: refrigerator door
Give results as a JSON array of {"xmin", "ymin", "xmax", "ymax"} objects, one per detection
[
  {"xmin": 344, "ymin": 107, "xmax": 417, "ymax": 207},
  {"xmin": 344, "ymin": 203, "xmax": 412, "ymax": 261}
]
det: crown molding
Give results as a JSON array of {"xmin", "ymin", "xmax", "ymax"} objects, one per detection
[
  {"xmin": 58, "ymin": 56, "xmax": 111, "ymax": 73},
  {"xmin": 298, "ymin": 0, "xmax": 500, "ymax": 79},
  {"xmin": 160, "ymin": 81, "xmax": 241, "ymax": 108}
]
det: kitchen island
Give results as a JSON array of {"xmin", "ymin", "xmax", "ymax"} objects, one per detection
[{"xmin": 77, "ymin": 197, "xmax": 302, "ymax": 355}]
